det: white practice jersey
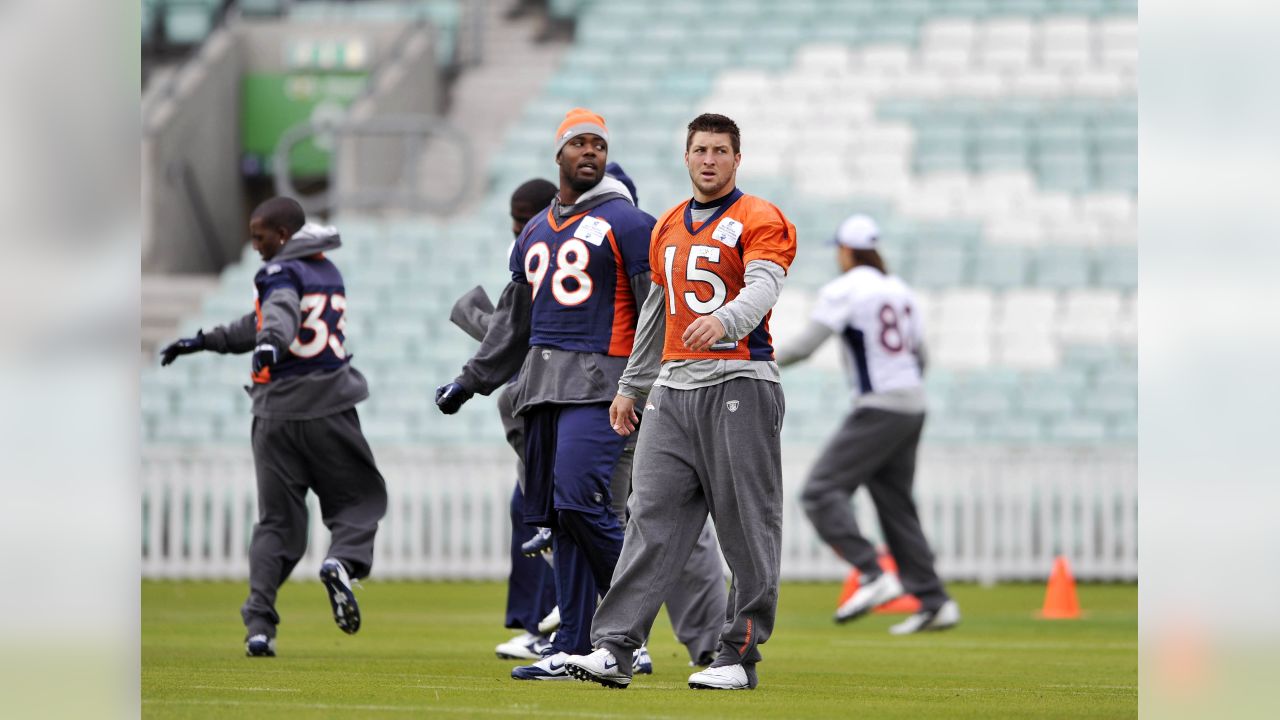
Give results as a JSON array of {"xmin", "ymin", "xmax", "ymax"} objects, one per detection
[{"xmin": 811, "ymin": 266, "xmax": 924, "ymax": 399}]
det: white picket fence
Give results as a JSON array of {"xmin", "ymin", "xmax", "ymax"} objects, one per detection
[{"xmin": 141, "ymin": 444, "xmax": 1137, "ymax": 582}]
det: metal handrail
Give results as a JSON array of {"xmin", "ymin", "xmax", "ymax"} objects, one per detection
[{"xmin": 273, "ymin": 114, "xmax": 473, "ymax": 215}]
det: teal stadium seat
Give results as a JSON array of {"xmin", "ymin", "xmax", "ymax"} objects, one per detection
[
  {"xmin": 163, "ymin": 0, "xmax": 217, "ymax": 46},
  {"xmin": 1033, "ymin": 247, "xmax": 1093, "ymax": 289},
  {"xmin": 973, "ymin": 246, "xmax": 1029, "ymax": 289},
  {"xmin": 1095, "ymin": 245, "xmax": 1137, "ymax": 290}
]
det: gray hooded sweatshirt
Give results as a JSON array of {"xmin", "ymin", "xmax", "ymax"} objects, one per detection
[{"xmin": 202, "ymin": 224, "xmax": 369, "ymax": 420}]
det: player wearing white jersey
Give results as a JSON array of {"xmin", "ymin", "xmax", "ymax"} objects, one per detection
[{"xmin": 776, "ymin": 214, "xmax": 959, "ymax": 635}]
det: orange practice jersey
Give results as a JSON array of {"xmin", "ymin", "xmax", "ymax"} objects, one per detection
[{"xmin": 650, "ymin": 188, "xmax": 797, "ymax": 362}]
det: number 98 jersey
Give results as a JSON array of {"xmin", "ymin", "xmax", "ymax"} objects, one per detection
[
  {"xmin": 509, "ymin": 199, "xmax": 655, "ymax": 356},
  {"xmin": 810, "ymin": 265, "xmax": 924, "ymax": 396},
  {"xmin": 253, "ymin": 256, "xmax": 350, "ymax": 383}
]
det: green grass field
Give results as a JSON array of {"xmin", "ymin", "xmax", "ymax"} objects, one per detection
[{"xmin": 143, "ymin": 580, "xmax": 1136, "ymax": 718}]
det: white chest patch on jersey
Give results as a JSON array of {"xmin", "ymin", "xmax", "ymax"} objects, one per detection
[
  {"xmin": 574, "ymin": 216, "xmax": 612, "ymax": 246},
  {"xmin": 726, "ymin": 400, "xmax": 740, "ymax": 412},
  {"xmin": 266, "ymin": 264, "xmax": 282, "ymax": 275},
  {"xmin": 711, "ymin": 217, "xmax": 743, "ymax": 248}
]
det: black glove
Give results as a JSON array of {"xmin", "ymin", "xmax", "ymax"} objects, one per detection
[
  {"xmin": 435, "ymin": 382, "xmax": 473, "ymax": 415},
  {"xmin": 160, "ymin": 331, "xmax": 205, "ymax": 366},
  {"xmin": 252, "ymin": 343, "xmax": 278, "ymax": 374}
]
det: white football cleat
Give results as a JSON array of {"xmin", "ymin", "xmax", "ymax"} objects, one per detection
[
  {"xmin": 565, "ymin": 648, "xmax": 631, "ymax": 689},
  {"xmin": 537, "ymin": 606, "xmax": 561, "ymax": 634},
  {"xmin": 889, "ymin": 599, "xmax": 961, "ymax": 635},
  {"xmin": 688, "ymin": 664, "xmax": 755, "ymax": 690},
  {"xmin": 835, "ymin": 572, "xmax": 904, "ymax": 624},
  {"xmin": 495, "ymin": 631, "xmax": 552, "ymax": 660}
]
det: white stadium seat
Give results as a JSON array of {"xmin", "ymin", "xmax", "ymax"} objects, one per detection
[{"xmin": 1058, "ymin": 289, "xmax": 1123, "ymax": 344}]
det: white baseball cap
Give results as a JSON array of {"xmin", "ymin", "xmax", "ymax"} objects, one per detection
[{"xmin": 831, "ymin": 214, "xmax": 880, "ymax": 249}]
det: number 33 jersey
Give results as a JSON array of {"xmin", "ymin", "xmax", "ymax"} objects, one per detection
[
  {"xmin": 651, "ymin": 189, "xmax": 798, "ymax": 362},
  {"xmin": 811, "ymin": 265, "xmax": 925, "ymax": 396},
  {"xmin": 509, "ymin": 198, "xmax": 655, "ymax": 356},
  {"xmin": 253, "ymin": 254, "xmax": 350, "ymax": 383}
]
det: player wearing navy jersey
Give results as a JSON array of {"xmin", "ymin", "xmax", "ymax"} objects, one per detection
[
  {"xmin": 775, "ymin": 214, "xmax": 958, "ymax": 635},
  {"xmin": 160, "ymin": 197, "xmax": 387, "ymax": 657},
  {"xmin": 436, "ymin": 109, "xmax": 654, "ymax": 681}
]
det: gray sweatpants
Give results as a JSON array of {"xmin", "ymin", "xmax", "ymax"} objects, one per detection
[
  {"xmin": 607, "ymin": 425, "xmax": 729, "ymax": 664},
  {"xmin": 801, "ymin": 407, "xmax": 949, "ymax": 611},
  {"xmin": 241, "ymin": 408, "xmax": 388, "ymax": 637},
  {"xmin": 592, "ymin": 378, "xmax": 784, "ymax": 673}
]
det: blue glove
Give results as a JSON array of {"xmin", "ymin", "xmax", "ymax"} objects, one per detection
[
  {"xmin": 435, "ymin": 382, "xmax": 473, "ymax": 415},
  {"xmin": 252, "ymin": 343, "xmax": 278, "ymax": 374},
  {"xmin": 160, "ymin": 331, "xmax": 205, "ymax": 366}
]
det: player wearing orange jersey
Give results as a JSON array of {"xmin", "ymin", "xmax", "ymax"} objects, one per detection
[{"xmin": 564, "ymin": 114, "xmax": 797, "ymax": 691}]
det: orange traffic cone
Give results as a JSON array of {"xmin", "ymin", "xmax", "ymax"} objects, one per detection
[
  {"xmin": 1039, "ymin": 555, "xmax": 1081, "ymax": 619},
  {"xmin": 835, "ymin": 552, "xmax": 922, "ymax": 614}
]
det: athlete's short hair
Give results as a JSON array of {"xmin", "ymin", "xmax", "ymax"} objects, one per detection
[
  {"xmin": 510, "ymin": 178, "xmax": 557, "ymax": 213},
  {"xmin": 251, "ymin": 196, "xmax": 306, "ymax": 235},
  {"xmin": 686, "ymin": 113, "xmax": 741, "ymax": 154}
]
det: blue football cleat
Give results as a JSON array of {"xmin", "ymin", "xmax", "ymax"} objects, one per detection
[
  {"xmin": 520, "ymin": 528, "xmax": 553, "ymax": 557},
  {"xmin": 245, "ymin": 634, "xmax": 276, "ymax": 657},
  {"xmin": 511, "ymin": 651, "xmax": 574, "ymax": 680}
]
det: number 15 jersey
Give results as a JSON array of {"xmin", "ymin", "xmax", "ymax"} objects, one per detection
[
  {"xmin": 509, "ymin": 198, "xmax": 654, "ymax": 356},
  {"xmin": 651, "ymin": 189, "xmax": 797, "ymax": 362}
]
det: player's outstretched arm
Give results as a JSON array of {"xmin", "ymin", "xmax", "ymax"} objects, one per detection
[
  {"xmin": 201, "ymin": 312, "xmax": 259, "ymax": 355},
  {"xmin": 159, "ymin": 331, "xmax": 206, "ymax": 366},
  {"xmin": 438, "ymin": 281, "xmax": 532, "ymax": 414},
  {"xmin": 775, "ymin": 320, "xmax": 834, "ymax": 367}
]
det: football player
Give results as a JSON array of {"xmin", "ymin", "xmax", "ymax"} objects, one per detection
[
  {"xmin": 160, "ymin": 197, "xmax": 387, "ymax": 657},
  {"xmin": 565, "ymin": 113, "xmax": 797, "ymax": 691},
  {"xmin": 777, "ymin": 213, "xmax": 959, "ymax": 634}
]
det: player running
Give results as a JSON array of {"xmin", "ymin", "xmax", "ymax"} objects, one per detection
[
  {"xmin": 564, "ymin": 113, "xmax": 797, "ymax": 691},
  {"xmin": 435, "ymin": 109, "xmax": 652, "ymax": 681},
  {"xmin": 159, "ymin": 197, "xmax": 387, "ymax": 657},
  {"xmin": 776, "ymin": 213, "xmax": 959, "ymax": 634}
]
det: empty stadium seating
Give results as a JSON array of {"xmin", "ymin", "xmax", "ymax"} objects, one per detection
[{"xmin": 141, "ymin": 0, "xmax": 1137, "ymax": 449}]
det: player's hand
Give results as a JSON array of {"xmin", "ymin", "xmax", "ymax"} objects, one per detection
[
  {"xmin": 251, "ymin": 343, "xmax": 278, "ymax": 374},
  {"xmin": 610, "ymin": 394, "xmax": 639, "ymax": 436},
  {"xmin": 682, "ymin": 315, "xmax": 727, "ymax": 352},
  {"xmin": 159, "ymin": 331, "xmax": 205, "ymax": 366},
  {"xmin": 435, "ymin": 382, "xmax": 473, "ymax": 415}
]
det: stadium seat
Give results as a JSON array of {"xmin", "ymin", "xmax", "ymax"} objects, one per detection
[
  {"xmin": 973, "ymin": 246, "xmax": 1030, "ymax": 288},
  {"xmin": 163, "ymin": 1, "xmax": 216, "ymax": 46},
  {"xmin": 1033, "ymin": 247, "xmax": 1093, "ymax": 288},
  {"xmin": 1058, "ymin": 289, "xmax": 1122, "ymax": 344}
]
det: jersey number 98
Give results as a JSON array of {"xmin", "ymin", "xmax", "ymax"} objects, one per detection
[{"xmin": 525, "ymin": 239, "xmax": 593, "ymax": 306}]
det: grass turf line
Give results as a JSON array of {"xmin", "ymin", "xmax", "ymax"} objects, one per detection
[{"xmin": 143, "ymin": 580, "xmax": 1136, "ymax": 719}]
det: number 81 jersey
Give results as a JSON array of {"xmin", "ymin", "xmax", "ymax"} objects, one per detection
[
  {"xmin": 651, "ymin": 190, "xmax": 798, "ymax": 362},
  {"xmin": 509, "ymin": 200, "xmax": 655, "ymax": 356}
]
